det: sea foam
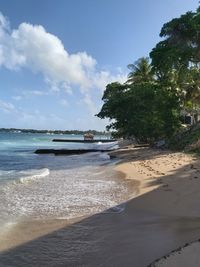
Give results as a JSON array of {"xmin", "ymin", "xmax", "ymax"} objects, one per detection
[
  {"xmin": 18, "ymin": 168, "xmax": 50, "ymax": 184},
  {"xmin": 0, "ymin": 168, "xmax": 50, "ymax": 185}
]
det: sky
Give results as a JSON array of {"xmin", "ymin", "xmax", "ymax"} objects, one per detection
[{"xmin": 0, "ymin": 0, "xmax": 199, "ymax": 131}]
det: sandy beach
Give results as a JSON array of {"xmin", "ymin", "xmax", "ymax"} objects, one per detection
[
  {"xmin": 1, "ymin": 146, "xmax": 200, "ymax": 266},
  {"xmin": 113, "ymin": 146, "xmax": 200, "ymax": 217}
]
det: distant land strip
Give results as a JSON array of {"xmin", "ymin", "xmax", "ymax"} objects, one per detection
[{"xmin": 0, "ymin": 128, "xmax": 109, "ymax": 135}]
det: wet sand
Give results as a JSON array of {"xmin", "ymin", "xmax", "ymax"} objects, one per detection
[{"xmin": 1, "ymin": 147, "xmax": 200, "ymax": 266}]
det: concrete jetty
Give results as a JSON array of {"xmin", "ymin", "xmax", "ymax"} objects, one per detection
[
  {"xmin": 35, "ymin": 149, "xmax": 112, "ymax": 155},
  {"xmin": 52, "ymin": 139, "xmax": 117, "ymax": 143}
]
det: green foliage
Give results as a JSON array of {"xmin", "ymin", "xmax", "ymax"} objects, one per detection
[
  {"xmin": 150, "ymin": 6, "xmax": 200, "ymax": 113},
  {"xmin": 169, "ymin": 124, "xmax": 200, "ymax": 151},
  {"xmin": 97, "ymin": 82, "xmax": 180, "ymax": 143},
  {"xmin": 97, "ymin": 4, "xmax": 200, "ymax": 144},
  {"xmin": 150, "ymin": 11, "xmax": 199, "ymax": 74},
  {"xmin": 184, "ymin": 67, "xmax": 200, "ymax": 106}
]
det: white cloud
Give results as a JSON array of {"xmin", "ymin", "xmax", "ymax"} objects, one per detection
[
  {"xmin": 0, "ymin": 13, "xmax": 10, "ymax": 31},
  {"xmin": 22, "ymin": 90, "xmax": 49, "ymax": 96},
  {"xmin": 0, "ymin": 99, "xmax": 15, "ymax": 113},
  {"xmin": 12, "ymin": 95, "xmax": 22, "ymax": 101},
  {"xmin": 60, "ymin": 99, "xmax": 69, "ymax": 107},
  {"xmin": 61, "ymin": 83, "xmax": 73, "ymax": 95},
  {"xmin": 82, "ymin": 94, "xmax": 98, "ymax": 114},
  {"xmin": 0, "ymin": 16, "xmax": 96, "ymax": 88},
  {"xmin": 12, "ymin": 89, "xmax": 49, "ymax": 100},
  {"xmin": 0, "ymin": 12, "xmax": 127, "ymax": 95},
  {"xmin": 92, "ymin": 71, "xmax": 127, "ymax": 92},
  {"xmin": 0, "ymin": 12, "xmax": 127, "ymax": 127}
]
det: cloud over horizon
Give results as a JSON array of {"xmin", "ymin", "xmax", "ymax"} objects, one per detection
[{"xmin": 0, "ymin": 12, "xmax": 127, "ymax": 130}]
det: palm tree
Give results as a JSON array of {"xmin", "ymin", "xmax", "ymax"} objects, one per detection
[{"xmin": 126, "ymin": 57, "xmax": 154, "ymax": 84}]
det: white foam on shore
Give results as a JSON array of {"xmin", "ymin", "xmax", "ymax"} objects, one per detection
[
  {"xmin": 0, "ymin": 170, "xmax": 15, "ymax": 176},
  {"xmin": 0, "ymin": 168, "xmax": 50, "ymax": 184},
  {"xmin": 0, "ymin": 221, "xmax": 18, "ymax": 237},
  {"xmin": 0, "ymin": 164, "xmax": 133, "ymax": 224},
  {"xmin": 2, "ymin": 221, "xmax": 18, "ymax": 231},
  {"xmin": 0, "ymin": 151, "xmax": 136, "ymax": 237},
  {"xmin": 18, "ymin": 168, "xmax": 50, "ymax": 184}
]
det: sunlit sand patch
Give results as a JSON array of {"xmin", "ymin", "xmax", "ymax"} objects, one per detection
[{"xmin": 150, "ymin": 240, "xmax": 200, "ymax": 267}]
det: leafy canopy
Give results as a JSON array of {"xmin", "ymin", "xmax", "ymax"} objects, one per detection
[
  {"xmin": 97, "ymin": 81, "xmax": 180, "ymax": 142},
  {"xmin": 97, "ymin": 5, "xmax": 200, "ymax": 142}
]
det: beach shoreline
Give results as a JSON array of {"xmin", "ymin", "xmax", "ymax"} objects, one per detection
[
  {"xmin": 110, "ymin": 146, "xmax": 200, "ymax": 266},
  {"xmin": 110, "ymin": 146, "xmax": 199, "ymax": 216},
  {"xmin": 0, "ymin": 154, "xmax": 136, "ymax": 253},
  {"xmin": 1, "ymin": 146, "xmax": 200, "ymax": 266}
]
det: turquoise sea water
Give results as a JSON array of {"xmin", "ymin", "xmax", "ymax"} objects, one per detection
[{"xmin": 0, "ymin": 132, "xmax": 132, "ymax": 230}]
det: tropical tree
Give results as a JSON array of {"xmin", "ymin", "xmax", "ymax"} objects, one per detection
[
  {"xmin": 126, "ymin": 57, "xmax": 154, "ymax": 84},
  {"xmin": 150, "ymin": 11, "xmax": 198, "ymax": 75},
  {"xmin": 150, "ymin": 6, "xmax": 200, "ymax": 119},
  {"xmin": 97, "ymin": 5, "xmax": 200, "ymax": 142},
  {"xmin": 97, "ymin": 81, "xmax": 180, "ymax": 143}
]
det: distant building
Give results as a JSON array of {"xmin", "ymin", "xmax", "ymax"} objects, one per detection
[{"xmin": 84, "ymin": 133, "xmax": 94, "ymax": 140}]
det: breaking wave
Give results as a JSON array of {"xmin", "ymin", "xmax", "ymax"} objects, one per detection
[{"xmin": 0, "ymin": 168, "xmax": 50, "ymax": 184}]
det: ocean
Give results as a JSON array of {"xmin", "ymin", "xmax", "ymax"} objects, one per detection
[{"xmin": 0, "ymin": 132, "xmax": 134, "ymax": 232}]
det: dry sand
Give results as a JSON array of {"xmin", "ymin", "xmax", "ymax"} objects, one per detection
[
  {"xmin": 112, "ymin": 146, "xmax": 200, "ymax": 266},
  {"xmin": 151, "ymin": 240, "xmax": 200, "ymax": 267},
  {"xmin": 112, "ymin": 146, "xmax": 200, "ymax": 217},
  {"xmin": 1, "ymin": 147, "xmax": 200, "ymax": 266}
]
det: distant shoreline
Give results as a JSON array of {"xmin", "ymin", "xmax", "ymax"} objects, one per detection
[{"xmin": 0, "ymin": 128, "xmax": 108, "ymax": 135}]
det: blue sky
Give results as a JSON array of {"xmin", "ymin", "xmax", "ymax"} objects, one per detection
[{"xmin": 0, "ymin": 0, "xmax": 198, "ymax": 130}]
